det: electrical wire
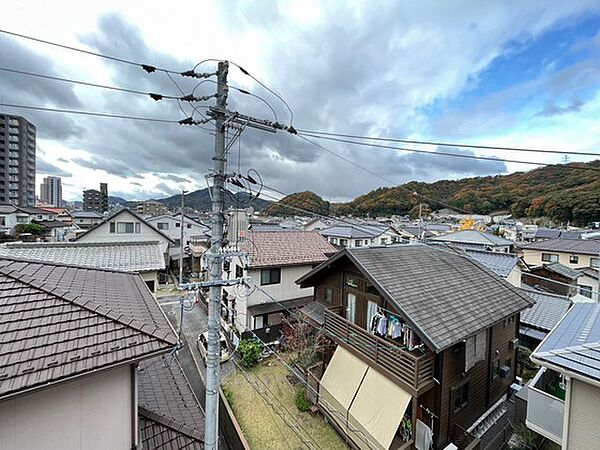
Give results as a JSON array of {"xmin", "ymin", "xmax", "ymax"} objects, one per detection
[
  {"xmin": 296, "ymin": 128, "xmax": 600, "ymax": 158},
  {"xmin": 0, "ymin": 102, "xmax": 180, "ymax": 123},
  {"xmin": 0, "ymin": 66, "xmax": 184, "ymax": 100},
  {"xmin": 0, "ymin": 28, "xmax": 182, "ymax": 73},
  {"xmin": 166, "ymin": 71, "xmax": 213, "ymax": 132},
  {"xmin": 298, "ymin": 132, "xmax": 600, "ymax": 173}
]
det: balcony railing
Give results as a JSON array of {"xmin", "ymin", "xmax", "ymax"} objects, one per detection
[
  {"xmin": 323, "ymin": 308, "xmax": 434, "ymax": 394},
  {"xmin": 526, "ymin": 367, "xmax": 564, "ymax": 445}
]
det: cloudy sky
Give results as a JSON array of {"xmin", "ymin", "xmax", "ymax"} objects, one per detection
[{"xmin": 1, "ymin": 1, "xmax": 600, "ymax": 202}]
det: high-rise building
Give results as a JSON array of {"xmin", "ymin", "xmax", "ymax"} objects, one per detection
[
  {"xmin": 39, "ymin": 176, "xmax": 63, "ymax": 207},
  {"xmin": 0, "ymin": 114, "xmax": 36, "ymax": 206},
  {"xmin": 83, "ymin": 182, "xmax": 108, "ymax": 213}
]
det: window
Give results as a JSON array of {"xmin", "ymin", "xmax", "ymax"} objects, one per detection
[
  {"xmin": 175, "ymin": 222, "xmax": 181, "ymax": 228},
  {"xmin": 235, "ymin": 265, "xmax": 244, "ymax": 278},
  {"xmin": 541, "ymin": 253, "xmax": 559, "ymax": 263},
  {"xmin": 569, "ymin": 255, "xmax": 579, "ymax": 264},
  {"xmin": 135, "ymin": 223, "xmax": 141, "ymax": 233},
  {"xmin": 116, "ymin": 222, "xmax": 134, "ymax": 233},
  {"xmin": 254, "ymin": 315, "xmax": 264, "ymax": 329},
  {"xmin": 355, "ymin": 240, "xmax": 363, "ymax": 247},
  {"xmin": 453, "ymin": 382, "xmax": 469, "ymax": 413},
  {"xmin": 492, "ymin": 359, "xmax": 501, "ymax": 379},
  {"xmin": 330, "ymin": 237, "xmax": 338, "ymax": 245},
  {"xmin": 324, "ymin": 287, "xmax": 333, "ymax": 304},
  {"xmin": 340, "ymin": 238, "xmax": 348, "ymax": 247},
  {"xmin": 381, "ymin": 238, "xmax": 387, "ymax": 245},
  {"xmin": 579, "ymin": 285, "xmax": 593, "ymax": 298},
  {"xmin": 260, "ymin": 268, "xmax": 281, "ymax": 285},
  {"xmin": 187, "ymin": 224, "xmax": 192, "ymax": 229},
  {"xmin": 367, "ymin": 300, "xmax": 378, "ymax": 331},
  {"xmin": 109, "ymin": 222, "xmax": 115, "ymax": 233},
  {"xmin": 345, "ymin": 276, "xmax": 359, "ymax": 288},
  {"xmin": 592, "ymin": 258, "xmax": 600, "ymax": 269},
  {"xmin": 157, "ymin": 222, "xmax": 169, "ymax": 230},
  {"xmin": 346, "ymin": 293, "xmax": 357, "ymax": 324}
]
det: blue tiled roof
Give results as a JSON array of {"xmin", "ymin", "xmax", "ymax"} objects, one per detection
[{"xmin": 533, "ymin": 303, "xmax": 600, "ymax": 381}]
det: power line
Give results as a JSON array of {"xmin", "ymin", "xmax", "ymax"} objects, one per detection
[
  {"xmin": 298, "ymin": 132, "xmax": 600, "ymax": 173},
  {"xmin": 296, "ymin": 128, "xmax": 600, "ymax": 158},
  {"xmin": 0, "ymin": 102, "xmax": 182, "ymax": 123},
  {"xmin": 0, "ymin": 28, "xmax": 181, "ymax": 74},
  {"xmin": 0, "ymin": 66, "xmax": 204, "ymax": 101}
]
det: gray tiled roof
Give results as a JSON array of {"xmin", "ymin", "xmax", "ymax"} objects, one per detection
[
  {"xmin": 542, "ymin": 262, "xmax": 582, "ymax": 280},
  {"xmin": 0, "ymin": 241, "xmax": 166, "ymax": 272},
  {"xmin": 462, "ymin": 248, "xmax": 519, "ymax": 278},
  {"xmin": 0, "ymin": 259, "xmax": 177, "ymax": 400},
  {"xmin": 138, "ymin": 358, "xmax": 204, "ymax": 449},
  {"xmin": 533, "ymin": 303, "xmax": 600, "ymax": 381},
  {"xmin": 431, "ymin": 229, "xmax": 513, "ymax": 247},
  {"xmin": 520, "ymin": 287, "xmax": 571, "ymax": 331},
  {"xmin": 72, "ymin": 211, "xmax": 104, "ymax": 218},
  {"xmin": 399, "ymin": 226, "xmax": 435, "ymax": 239},
  {"xmin": 520, "ymin": 238, "xmax": 600, "ymax": 256},
  {"xmin": 298, "ymin": 245, "xmax": 533, "ymax": 352},
  {"xmin": 579, "ymin": 267, "xmax": 600, "ymax": 281}
]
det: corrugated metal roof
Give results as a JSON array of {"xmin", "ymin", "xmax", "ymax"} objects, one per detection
[
  {"xmin": 0, "ymin": 241, "xmax": 166, "ymax": 272},
  {"xmin": 533, "ymin": 303, "xmax": 600, "ymax": 381},
  {"xmin": 0, "ymin": 259, "xmax": 177, "ymax": 400}
]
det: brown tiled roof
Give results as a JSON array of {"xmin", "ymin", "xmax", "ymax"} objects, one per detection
[
  {"xmin": 138, "ymin": 358, "xmax": 204, "ymax": 449},
  {"xmin": 242, "ymin": 230, "xmax": 338, "ymax": 268},
  {"xmin": 0, "ymin": 259, "xmax": 177, "ymax": 400}
]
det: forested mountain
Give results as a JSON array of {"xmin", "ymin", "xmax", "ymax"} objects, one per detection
[
  {"xmin": 333, "ymin": 161, "xmax": 600, "ymax": 225},
  {"xmin": 156, "ymin": 188, "xmax": 272, "ymax": 211},
  {"xmin": 263, "ymin": 191, "xmax": 331, "ymax": 216},
  {"xmin": 263, "ymin": 161, "xmax": 600, "ymax": 226}
]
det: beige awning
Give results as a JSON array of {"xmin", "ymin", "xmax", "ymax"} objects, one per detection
[
  {"xmin": 348, "ymin": 365, "xmax": 412, "ymax": 450},
  {"xmin": 319, "ymin": 346, "xmax": 412, "ymax": 450}
]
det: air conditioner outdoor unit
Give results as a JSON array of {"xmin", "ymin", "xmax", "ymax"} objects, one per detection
[
  {"xmin": 499, "ymin": 366, "xmax": 510, "ymax": 379},
  {"xmin": 509, "ymin": 338, "xmax": 519, "ymax": 349}
]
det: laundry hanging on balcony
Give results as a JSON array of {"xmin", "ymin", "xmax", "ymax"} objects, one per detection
[{"xmin": 369, "ymin": 312, "xmax": 421, "ymax": 351}]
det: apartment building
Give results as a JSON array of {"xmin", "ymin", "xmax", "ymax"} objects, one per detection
[
  {"xmin": 39, "ymin": 176, "xmax": 63, "ymax": 207},
  {"xmin": 83, "ymin": 182, "xmax": 108, "ymax": 213},
  {"xmin": 0, "ymin": 114, "xmax": 36, "ymax": 207}
]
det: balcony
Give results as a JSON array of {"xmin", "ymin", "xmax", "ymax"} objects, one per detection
[
  {"xmin": 323, "ymin": 308, "xmax": 434, "ymax": 394},
  {"xmin": 526, "ymin": 367, "xmax": 564, "ymax": 445}
]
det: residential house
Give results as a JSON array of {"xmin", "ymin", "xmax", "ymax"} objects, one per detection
[
  {"xmin": 430, "ymin": 229, "xmax": 514, "ymax": 253},
  {"xmin": 75, "ymin": 208, "xmax": 174, "ymax": 255},
  {"xmin": 396, "ymin": 225, "xmax": 435, "ymax": 244},
  {"xmin": 0, "ymin": 240, "xmax": 166, "ymax": 291},
  {"xmin": 319, "ymin": 224, "xmax": 400, "ymax": 247},
  {"xmin": 31, "ymin": 218, "xmax": 71, "ymax": 241},
  {"xmin": 16, "ymin": 206, "xmax": 56, "ymax": 222},
  {"xmin": 224, "ymin": 230, "xmax": 337, "ymax": 340},
  {"xmin": 526, "ymin": 303, "xmax": 600, "ymax": 448},
  {"xmin": 297, "ymin": 245, "xmax": 533, "ymax": 449},
  {"xmin": 519, "ymin": 238, "xmax": 600, "ymax": 269},
  {"xmin": 71, "ymin": 210, "xmax": 104, "ymax": 229},
  {"xmin": 38, "ymin": 206, "xmax": 74, "ymax": 225},
  {"xmin": 0, "ymin": 204, "xmax": 29, "ymax": 235},
  {"xmin": 0, "ymin": 258, "xmax": 204, "ymax": 449},
  {"xmin": 522, "ymin": 263, "xmax": 582, "ymax": 298},
  {"xmin": 146, "ymin": 213, "xmax": 210, "ymax": 275},
  {"xmin": 518, "ymin": 287, "xmax": 572, "ymax": 349}
]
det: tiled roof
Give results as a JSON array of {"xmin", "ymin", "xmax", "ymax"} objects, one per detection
[
  {"xmin": 0, "ymin": 205, "xmax": 17, "ymax": 214},
  {"xmin": 541, "ymin": 262, "xmax": 582, "ymax": 280},
  {"xmin": 520, "ymin": 287, "xmax": 571, "ymax": 331},
  {"xmin": 533, "ymin": 303, "xmax": 600, "ymax": 381},
  {"xmin": 399, "ymin": 226, "xmax": 435, "ymax": 238},
  {"xmin": 520, "ymin": 238, "xmax": 600, "ymax": 256},
  {"xmin": 242, "ymin": 231, "xmax": 338, "ymax": 268},
  {"xmin": 31, "ymin": 219, "xmax": 69, "ymax": 229},
  {"xmin": 0, "ymin": 241, "xmax": 166, "ymax": 272},
  {"xmin": 462, "ymin": 248, "xmax": 519, "ymax": 278},
  {"xmin": 138, "ymin": 358, "xmax": 204, "ymax": 449},
  {"xmin": 431, "ymin": 229, "xmax": 513, "ymax": 247},
  {"xmin": 534, "ymin": 228, "xmax": 582, "ymax": 240},
  {"xmin": 298, "ymin": 245, "xmax": 533, "ymax": 352},
  {"xmin": 579, "ymin": 267, "xmax": 600, "ymax": 280},
  {"xmin": 319, "ymin": 224, "xmax": 387, "ymax": 239},
  {"xmin": 72, "ymin": 211, "xmax": 104, "ymax": 218},
  {"xmin": 0, "ymin": 259, "xmax": 177, "ymax": 400}
]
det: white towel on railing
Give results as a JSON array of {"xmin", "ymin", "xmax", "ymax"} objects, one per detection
[{"xmin": 415, "ymin": 419, "xmax": 433, "ymax": 450}]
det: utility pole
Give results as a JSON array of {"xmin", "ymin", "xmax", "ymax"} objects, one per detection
[
  {"xmin": 179, "ymin": 189, "xmax": 186, "ymax": 285},
  {"xmin": 204, "ymin": 60, "xmax": 229, "ymax": 450}
]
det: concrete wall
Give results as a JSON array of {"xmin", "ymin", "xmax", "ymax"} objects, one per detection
[
  {"xmin": 521, "ymin": 249, "xmax": 599, "ymax": 268},
  {"xmin": 77, "ymin": 210, "xmax": 171, "ymax": 253},
  {"xmin": 0, "ymin": 365, "xmax": 135, "ymax": 450}
]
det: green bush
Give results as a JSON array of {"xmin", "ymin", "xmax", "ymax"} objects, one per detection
[
  {"xmin": 517, "ymin": 346, "xmax": 538, "ymax": 381},
  {"xmin": 13, "ymin": 223, "xmax": 44, "ymax": 236},
  {"xmin": 294, "ymin": 387, "xmax": 311, "ymax": 412},
  {"xmin": 238, "ymin": 339, "xmax": 262, "ymax": 368}
]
